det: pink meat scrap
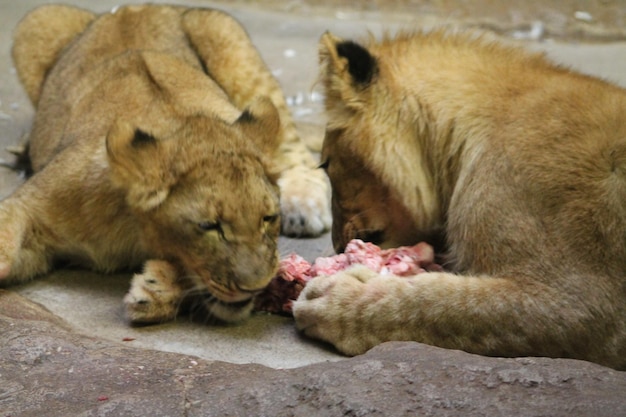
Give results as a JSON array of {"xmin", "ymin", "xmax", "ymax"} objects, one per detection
[{"xmin": 254, "ymin": 239, "xmax": 442, "ymax": 315}]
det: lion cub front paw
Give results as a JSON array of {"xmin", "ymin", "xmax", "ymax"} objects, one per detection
[
  {"xmin": 292, "ymin": 266, "xmax": 384, "ymax": 356},
  {"xmin": 279, "ymin": 166, "xmax": 331, "ymax": 237},
  {"xmin": 124, "ymin": 260, "xmax": 184, "ymax": 323}
]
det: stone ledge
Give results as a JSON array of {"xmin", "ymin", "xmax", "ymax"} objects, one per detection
[{"xmin": 1, "ymin": 289, "xmax": 625, "ymax": 416}]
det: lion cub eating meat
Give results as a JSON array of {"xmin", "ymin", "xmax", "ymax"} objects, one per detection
[
  {"xmin": 293, "ymin": 31, "xmax": 626, "ymax": 370},
  {"xmin": 0, "ymin": 4, "xmax": 330, "ymax": 323}
]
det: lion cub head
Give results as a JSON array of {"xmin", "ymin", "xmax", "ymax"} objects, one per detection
[
  {"xmin": 106, "ymin": 52, "xmax": 281, "ymax": 320},
  {"xmin": 318, "ymin": 33, "xmax": 442, "ymax": 253}
]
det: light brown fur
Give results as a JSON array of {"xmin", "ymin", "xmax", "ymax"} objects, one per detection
[
  {"xmin": 293, "ymin": 31, "xmax": 626, "ymax": 370},
  {"xmin": 1, "ymin": 4, "xmax": 330, "ymax": 323}
]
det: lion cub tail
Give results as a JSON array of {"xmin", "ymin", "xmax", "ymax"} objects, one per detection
[{"xmin": 12, "ymin": 4, "xmax": 95, "ymax": 106}]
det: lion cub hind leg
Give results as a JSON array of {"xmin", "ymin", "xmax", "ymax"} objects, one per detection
[
  {"xmin": 0, "ymin": 203, "xmax": 52, "ymax": 283},
  {"xmin": 182, "ymin": 9, "xmax": 331, "ymax": 236},
  {"xmin": 12, "ymin": 4, "xmax": 95, "ymax": 106},
  {"xmin": 124, "ymin": 260, "xmax": 187, "ymax": 323}
]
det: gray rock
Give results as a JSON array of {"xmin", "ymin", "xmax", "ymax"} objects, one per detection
[{"xmin": 1, "ymin": 289, "xmax": 625, "ymax": 417}]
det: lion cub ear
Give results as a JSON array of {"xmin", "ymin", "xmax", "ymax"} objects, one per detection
[
  {"xmin": 319, "ymin": 31, "xmax": 378, "ymax": 109},
  {"xmin": 106, "ymin": 121, "xmax": 176, "ymax": 212},
  {"xmin": 236, "ymin": 96, "xmax": 281, "ymax": 156}
]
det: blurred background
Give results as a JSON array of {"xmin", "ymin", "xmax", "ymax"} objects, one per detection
[{"xmin": 212, "ymin": 0, "xmax": 626, "ymax": 42}]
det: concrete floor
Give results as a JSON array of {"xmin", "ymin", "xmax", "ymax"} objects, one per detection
[{"xmin": 2, "ymin": 0, "xmax": 626, "ymax": 370}]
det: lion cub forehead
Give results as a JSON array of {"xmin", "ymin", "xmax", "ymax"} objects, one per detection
[{"xmin": 181, "ymin": 163, "xmax": 279, "ymax": 207}]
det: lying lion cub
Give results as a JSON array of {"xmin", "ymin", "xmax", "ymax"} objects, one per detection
[
  {"xmin": 293, "ymin": 31, "xmax": 626, "ymax": 370},
  {"xmin": 0, "ymin": 4, "xmax": 330, "ymax": 323}
]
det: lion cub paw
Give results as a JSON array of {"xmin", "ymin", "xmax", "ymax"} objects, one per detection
[
  {"xmin": 292, "ymin": 266, "xmax": 386, "ymax": 355},
  {"xmin": 124, "ymin": 260, "xmax": 184, "ymax": 323},
  {"xmin": 279, "ymin": 166, "xmax": 331, "ymax": 237}
]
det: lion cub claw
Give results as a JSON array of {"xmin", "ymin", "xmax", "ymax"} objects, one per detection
[{"xmin": 124, "ymin": 261, "xmax": 184, "ymax": 323}]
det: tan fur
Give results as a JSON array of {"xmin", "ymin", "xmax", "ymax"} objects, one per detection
[
  {"xmin": 1, "ymin": 4, "xmax": 330, "ymax": 323},
  {"xmin": 293, "ymin": 30, "xmax": 626, "ymax": 370}
]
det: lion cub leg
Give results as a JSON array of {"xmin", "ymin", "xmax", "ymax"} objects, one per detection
[
  {"xmin": 124, "ymin": 260, "xmax": 189, "ymax": 323},
  {"xmin": 12, "ymin": 4, "xmax": 95, "ymax": 105},
  {"xmin": 293, "ymin": 267, "xmax": 604, "ymax": 363},
  {"xmin": 0, "ymin": 200, "xmax": 52, "ymax": 283},
  {"xmin": 181, "ymin": 9, "xmax": 331, "ymax": 236}
]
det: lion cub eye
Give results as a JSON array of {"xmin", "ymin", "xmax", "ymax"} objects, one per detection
[
  {"xmin": 198, "ymin": 221, "xmax": 221, "ymax": 232},
  {"xmin": 197, "ymin": 221, "xmax": 226, "ymax": 240},
  {"xmin": 262, "ymin": 214, "xmax": 279, "ymax": 232},
  {"xmin": 263, "ymin": 214, "xmax": 280, "ymax": 224}
]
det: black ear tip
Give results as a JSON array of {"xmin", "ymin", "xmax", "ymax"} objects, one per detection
[
  {"xmin": 336, "ymin": 40, "xmax": 377, "ymax": 85},
  {"xmin": 132, "ymin": 129, "xmax": 157, "ymax": 147},
  {"xmin": 236, "ymin": 109, "xmax": 255, "ymax": 123}
]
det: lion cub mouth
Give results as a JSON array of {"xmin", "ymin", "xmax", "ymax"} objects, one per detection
[
  {"xmin": 196, "ymin": 293, "xmax": 255, "ymax": 324},
  {"xmin": 206, "ymin": 280, "xmax": 265, "ymax": 304}
]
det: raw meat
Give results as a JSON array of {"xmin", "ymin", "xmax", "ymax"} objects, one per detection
[
  {"xmin": 254, "ymin": 239, "xmax": 442, "ymax": 315},
  {"xmin": 252, "ymin": 254, "xmax": 311, "ymax": 315}
]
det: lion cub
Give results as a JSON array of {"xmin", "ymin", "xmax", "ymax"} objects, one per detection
[
  {"xmin": 1, "ymin": 4, "xmax": 330, "ymax": 323},
  {"xmin": 293, "ymin": 31, "xmax": 626, "ymax": 370}
]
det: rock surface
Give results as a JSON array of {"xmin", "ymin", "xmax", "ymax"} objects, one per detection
[{"xmin": 2, "ymin": 289, "xmax": 625, "ymax": 417}]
